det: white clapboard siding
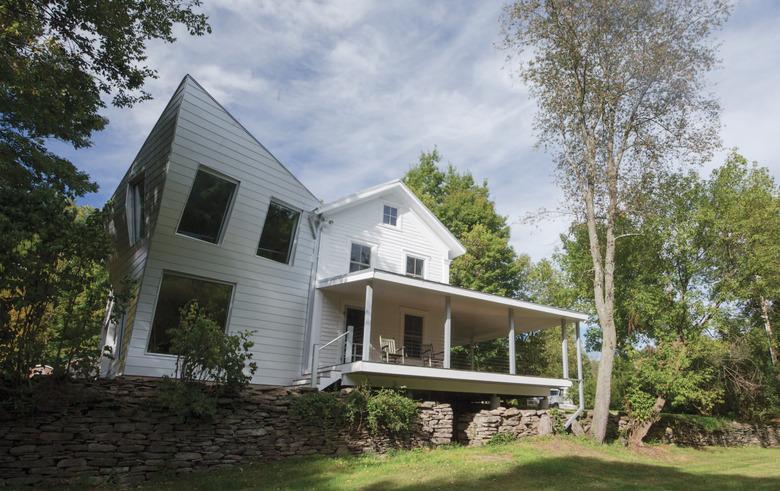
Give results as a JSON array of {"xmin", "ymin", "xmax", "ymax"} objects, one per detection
[
  {"xmin": 116, "ymin": 75, "xmax": 320, "ymax": 386},
  {"xmin": 103, "ymin": 79, "xmax": 186, "ymax": 376}
]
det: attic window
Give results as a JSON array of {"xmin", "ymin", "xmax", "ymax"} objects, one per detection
[
  {"xmin": 382, "ymin": 205, "xmax": 398, "ymax": 226},
  {"xmin": 178, "ymin": 168, "xmax": 237, "ymax": 244}
]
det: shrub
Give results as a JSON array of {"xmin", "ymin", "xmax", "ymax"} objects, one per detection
[
  {"xmin": 487, "ymin": 432, "xmax": 517, "ymax": 446},
  {"xmin": 365, "ymin": 388, "xmax": 418, "ymax": 436},
  {"xmin": 289, "ymin": 391, "xmax": 345, "ymax": 429},
  {"xmin": 156, "ymin": 302, "xmax": 257, "ymax": 419},
  {"xmin": 549, "ymin": 408, "xmax": 566, "ymax": 435}
]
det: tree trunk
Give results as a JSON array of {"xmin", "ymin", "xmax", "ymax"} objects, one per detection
[
  {"xmin": 626, "ymin": 395, "xmax": 666, "ymax": 447},
  {"xmin": 761, "ymin": 296, "xmax": 777, "ymax": 366}
]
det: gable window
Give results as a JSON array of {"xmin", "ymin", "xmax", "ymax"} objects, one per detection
[
  {"xmin": 148, "ymin": 272, "xmax": 233, "ymax": 354},
  {"xmin": 406, "ymin": 256, "xmax": 425, "ymax": 279},
  {"xmin": 382, "ymin": 205, "xmax": 398, "ymax": 226},
  {"xmin": 257, "ymin": 200, "xmax": 301, "ymax": 264},
  {"xmin": 177, "ymin": 168, "xmax": 237, "ymax": 244},
  {"xmin": 128, "ymin": 176, "xmax": 145, "ymax": 244},
  {"xmin": 349, "ymin": 243, "xmax": 372, "ymax": 272},
  {"xmin": 403, "ymin": 314, "xmax": 423, "ymax": 358}
]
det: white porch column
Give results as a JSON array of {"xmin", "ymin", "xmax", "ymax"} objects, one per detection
[
  {"xmin": 508, "ymin": 308, "xmax": 516, "ymax": 375},
  {"xmin": 561, "ymin": 319, "xmax": 569, "ymax": 398},
  {"xmin": 575, "ymin": 320, "xmax": 585, "ymax": 410},
  {"xmin": 443, "ymin": 295, "xmax": 452, "ymax": 369},
  {"xmin": 362, "ymin": 282, "xmax": 373, "ymax": 361}
]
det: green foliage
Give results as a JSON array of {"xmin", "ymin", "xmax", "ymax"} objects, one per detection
[
  {"xmin": 0, "ymin": 204, "xmax": 117, "ymax": 384},
  {"xmin": 365, "ymin": 389, "xmax": 418, "ymax": 436},
  {"xmin": 549, "ymin": 408, "xmax": 566, "ymax": 435},
  {"xmin": 486, "ymin": 432, "xmax": 517, "ymax": 446},
  {"xmin": 156, "ymin": 302, "xmax": 257, "ymax": 419},
  {"xmin": 289, "ymin": 387, "xmax": 418, "ymax": 437},
  {"xmin": 0, "ymin": 0, "xmax": 210, "ymax": 386}
]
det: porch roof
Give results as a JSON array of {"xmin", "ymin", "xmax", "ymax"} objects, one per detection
[{"xmin": 316, "ymin": 269, "xmax": 589, "ymax": 345}]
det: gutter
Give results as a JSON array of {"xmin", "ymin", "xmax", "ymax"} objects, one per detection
[{"xmin": 301, "ymin": 212, "xmax": 325, "ymax": 374}]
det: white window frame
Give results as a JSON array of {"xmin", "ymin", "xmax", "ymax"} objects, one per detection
[
  {"xmin": 405, "ymin": 254, "xmax": 425, "ymax": 279},
  {"xmin": 175, "ymin": 165, "xmax": 240, "ymax": 246},
  {"xmin": 379, "ymin": 201, "xmax": 402, "ymax": 229},
  {"xmin": 126, "ymin": 173, "xmax": 145, "ymax": 245},
  {"xmin": 348, "ymin": 241, "xmax": 373, "ymax": 273},
  {"xmin": 256, "ymin": 198, "xmax": 302, "ymax": 266},
  {"xmin": 144, "ymin": 270, "xmax": 236, "ymax": 358}
]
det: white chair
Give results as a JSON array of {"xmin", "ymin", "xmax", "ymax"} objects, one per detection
[{"xmin": 380, "ymin": 336, "xmax": 405, "ymax": 364}]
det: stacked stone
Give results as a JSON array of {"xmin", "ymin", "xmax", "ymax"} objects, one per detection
[
  {"xmin": 0, "ymin": 378, "xmax": 453, "ymax": 487},
  {"xmin": 456, "ymin": 408, "xmax": 555, "ymax": 446}
]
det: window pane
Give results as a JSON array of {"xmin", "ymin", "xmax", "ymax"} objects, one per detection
[
  {"xmin": 350, "ymin": 243, "xmax": 371, "ymax": 272},
  {"xmin": 406, "ymin": 256, "xmax": 424, "ymax": 278},
  {"xmin": 129, "ymin": 179, "xmax": 145, "ymax": 243},
  {"xmin": 383, "ymin": 205, "xmax": 397, "ymax": 226},
  {"xmin": 404, "ymin": 315, "xmax": 423, "ymax": 358},
  {"xmin": 148, "ymin": 273, "xmax": 233, "ymax": 354},
  {"xmin": 257, "ymin": 201, "xmax": 301, "ymax": 264},
  {"xmin": 178, "ymin": 170, "xmax": 237, "ymax": 243}
]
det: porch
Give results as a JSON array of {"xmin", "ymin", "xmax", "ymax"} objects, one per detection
[{"xmin": 306, "ymin": 269, "xmax": 588, "ymax": 399}]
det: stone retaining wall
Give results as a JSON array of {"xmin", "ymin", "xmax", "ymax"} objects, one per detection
[{"xmin": 0, "ymin": 378, "xmax": 452, "ymax": 487}]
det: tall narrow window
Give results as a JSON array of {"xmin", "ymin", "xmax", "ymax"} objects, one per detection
[
  {"xmin": 349, "ymin": 243, "xmax": 372, "ymax": 272},
  {"xmin": 128, "ymin": 177, "xmax": 145, "ymax": 244},
  {"xmin": 406, "ymin": 256, "xmax": 425, "ymax": 279},
  {"xmin": 382, "ymin": 205, "xmax": 398, "ymax": 226},
  {"xmin": 177, "ymin": 168, "xmax": 237, "ymax": 244},
  {"xmin": 403, "ymin": 314, "xmax": 423, "ymax": 358},
  {"xmin": 148, "ymin": 273, "xmax": 233, "ymax": 354},
  {"xmin": 257, "ymin": 201, "xmax": 301, "ymax": 264}
]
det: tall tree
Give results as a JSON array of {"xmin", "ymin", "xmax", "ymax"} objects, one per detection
[
  {"xmin": 501, "ymin": 0, "xmax": 729, "ymax": 442},
  {"xmin": 0, "ymin": 0, "xmax": 209, "ymax": 384}
]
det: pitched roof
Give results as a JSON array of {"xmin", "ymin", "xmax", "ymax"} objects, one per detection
[{"xmin": 316, "ymin": 179, "xmax": 467, "ymax": 259}]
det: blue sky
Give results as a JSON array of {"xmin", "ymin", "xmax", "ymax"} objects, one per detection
[{"xmin": 64, "ymin": 0, "xmax": 780, "ymax": 260}]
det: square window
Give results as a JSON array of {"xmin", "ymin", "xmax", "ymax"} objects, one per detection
[
  {"xmin": 406, "ymin": 256, "xmax": 425, "ymax": 279},
  {"xmin": 177, "ymin": 168, "xmax": 237, "ymax": 244},
  {"xmin": 382, "ymin": 205, "xmax": 398, "ymax": 226},
  {"xmin": 349, "ymin": 243, "xmax": 372, "ymax": 272},
  {"xmin": 257, "ymin": 201, "xmax": 301, "ymax": 264},
  {"xmin": 403, "ymin": 314, "xmax": 423, "ymax": 358},
  {"xmin": 128, "ymin": 177, "xmax": 145, "ymax": 244},
  {"xmin": 147, "ymin": 273, "xmax": 233, "ymax": 354}
]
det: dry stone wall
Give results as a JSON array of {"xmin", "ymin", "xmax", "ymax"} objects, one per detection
[{"xmin": 0, "ymin": 378, "xmax": 452, "ymax": 487}]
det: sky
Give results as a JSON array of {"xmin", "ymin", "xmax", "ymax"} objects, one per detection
[{"xmin": 65, "ymin": 0, "xmax": 780, "ymax": 261}]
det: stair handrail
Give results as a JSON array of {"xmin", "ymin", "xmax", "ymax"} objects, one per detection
[{"xmin": 310, "ymin": 326, "xmax": 354, "ymax": 388}]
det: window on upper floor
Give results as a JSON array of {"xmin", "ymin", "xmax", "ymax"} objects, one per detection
[
  {"xmin": 349, "ymin": 242, "xmax": 372, "ymax": 272},
  {"xmin": 257, "ymin": 200, "xmax": 301, "ymax": 264},
  {"xmin": 127, "ymin": 175, "xmax": 145, "ymax": 244},
  {"xmin": 147, "ymin": 272, "xmax": 234, "ymax": 354},
  {"xmin": 382, "ymin": 205, "xmax": 398, "ymax": 226},
  {"xmin": 177, "ymin": 168, "xmax": 238, "ymax": 244},
  {"xmin": 406, "ymin": 255, "xmax": 425, "ymax": 279}
]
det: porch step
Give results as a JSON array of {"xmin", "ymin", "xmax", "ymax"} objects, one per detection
[{"xmin": 292, "ymin": 367, "xmax": 342, "ymax": 390}]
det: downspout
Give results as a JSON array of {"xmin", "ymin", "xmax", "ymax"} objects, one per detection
[{"xmin": 301, "ymin": 211, "xmax": 325, "ymax": 374}]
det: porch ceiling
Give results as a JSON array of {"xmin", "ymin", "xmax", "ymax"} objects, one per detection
[{"xmin": 317, "ymin": 269, "xmax": 589, "ymax": 346}]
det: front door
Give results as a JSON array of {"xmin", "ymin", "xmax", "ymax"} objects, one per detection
[{"xmin": 344, "ymin": 307, "xmax": 365, "ymax": 362}]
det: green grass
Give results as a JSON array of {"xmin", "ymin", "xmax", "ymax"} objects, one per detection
[
  {"xmin": 132, "ymin": 437, "xmax": 780, "ymax": 490},
  {"xmin": 660, "ymin": 412, "xmax": 734, "ymax": 432}
]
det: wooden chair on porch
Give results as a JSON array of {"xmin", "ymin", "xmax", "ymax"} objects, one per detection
[
  {"xmin": 380, "ymin": 336, "xmax": 405, "ymax": 364},
  {"xmin": 421, "ymin": 344, "xmax": 444, "ymax": 368}
]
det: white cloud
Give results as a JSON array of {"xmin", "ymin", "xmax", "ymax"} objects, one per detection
[{"xmin": 69, "ymin": 0, "xmax": 780, "ymax": 262}]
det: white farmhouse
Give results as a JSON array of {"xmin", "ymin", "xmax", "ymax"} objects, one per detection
[{"xmin": 101, "ymin": 75, "xmax": 587, "ymax": 408}]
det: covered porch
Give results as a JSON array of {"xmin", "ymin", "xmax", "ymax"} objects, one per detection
[{"xmin": 308, "ymin": 269, "xmax": 588, "ymax": 399}]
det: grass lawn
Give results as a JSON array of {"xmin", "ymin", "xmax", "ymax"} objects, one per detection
[{"xmin": 135, "ymin": 436, "xmax": 780, "ymax": 490}]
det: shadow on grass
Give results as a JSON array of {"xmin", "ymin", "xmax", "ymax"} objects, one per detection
[{"xmin": 358, "ymin": 455, "xmax": 780, "ymax": 491}]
